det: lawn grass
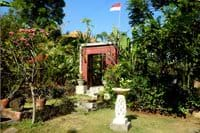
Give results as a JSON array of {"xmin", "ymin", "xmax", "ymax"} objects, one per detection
[{"xmin": 2, "ymin": 108, "xmax": 200, "ymax": 133}]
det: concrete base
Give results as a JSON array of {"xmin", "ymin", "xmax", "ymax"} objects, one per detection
[
  {"xmin": 110, "ymin": 121, "xmax": 131, "ymax": 132},
  {"xmin": 112, "ymin": 117, "xmax": 128, "ymax": 125},
  {"xmin": 75, "ymin": 85, "xmax": 87, "ymax": 94}
]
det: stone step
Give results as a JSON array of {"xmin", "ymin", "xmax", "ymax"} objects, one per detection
[
  {"xmin": 75, "ymin": 85, "xmax": 87, "ymax": 94},
  {"xmin": 75, "ymin": 101, "xmax": 97, "ymax": 112},
  {"xmin": 86, "ymin": 86, "xmax": 104, "ymax": 96}
]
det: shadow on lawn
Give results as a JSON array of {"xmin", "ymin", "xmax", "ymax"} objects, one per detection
[
  {"xmin": 194, "ymin": 129, "xmax": 200, "ymax": 133},
  {"xmin": 67, "ymin": 128, "xmax": 78, "ymax": 133},
  {"xmin": 126, "ymin": 114, "xmax": 137, "ymax": 122},
  {"xmin": 22, "ymin": 98, "xmax": 75, "ymax": 122}
]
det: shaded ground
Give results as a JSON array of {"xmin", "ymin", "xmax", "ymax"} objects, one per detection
[{"xmin": 1, "ymin": 108, "xmax": 200, "ymax": 133}]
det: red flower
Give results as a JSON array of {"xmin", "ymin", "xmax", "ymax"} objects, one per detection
[
  {"xmin": 20, "ymin": 37, "xmax": 26, "ymax": 41},
  {"xmin": 30, "ymin": 29, "xmax": 36, "ymax": 33},
  {"xmin": 9, "ymin": 31, "xmax": 14, "ymax": 36}
]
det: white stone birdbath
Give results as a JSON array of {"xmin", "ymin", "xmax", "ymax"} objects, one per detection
[{"xmin": 110, "ymin": 88, "xmax": 131, "ymax": 132}]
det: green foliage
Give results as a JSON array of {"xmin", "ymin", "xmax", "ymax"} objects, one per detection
[
  {"xmin": 42, "ymin": 39, "xmax": 79, "ymax": 85},
  {"xmin": 10, "ymin": 0, "xmax": 65, "ymax": 28},
  {"xmin": 123, "ymin": 0, "xmax": 200, "ymax": 115},
  {"xmin": 9, "ymin": 97, "xmax": 26, "ymax": 111},
  {"xmin": 0, "ymin": 12, "xmax": 22, "ymax": 42},
  {"xmin": 96, "ymin": 27, "xmax": 130, "ymax": 46},
  {"xmin": 96, "ymin": 32, "xmax": 109, "ymax": 42},
  {"xmin": 119, "ymin": 32, "xmax": 130, "ymax": 50},
  {"xmin": 48, "ymin": 88, "xmax": 65, "ymax": 99},
  {"xmin": 104, "ymin": 64, "xmax": 130, "ymax": 88},
  {"xmin": 1, "ymin": 13, "xmax": 80, "ymax": 100},
  {"xmin": 127, "ymin": 0, "xmax": 153, "ymax": 27},
  {"xmin": 0, "ymin": 0, "xmax": 10, "ymax": 6},
  {"xmin": 48, "ymin": 28, "xmax": 61, "ymax": 41}
]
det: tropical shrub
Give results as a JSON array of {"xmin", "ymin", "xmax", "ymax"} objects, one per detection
[{"xmin": 124, "ymin": 0, "xmax": 200, "ymax": 115}]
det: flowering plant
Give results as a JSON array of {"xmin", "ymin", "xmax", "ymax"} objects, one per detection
[
  {"xmin": 8, "ymin": 28, "xmax": 48, "ymax": 63},
  {"xmin": 8, "ymin": 28, "xmax": 47, "ymax": 63},
  {"xmin": 5, "ymin": 28, "xmax": 48, "ymax": 124}
]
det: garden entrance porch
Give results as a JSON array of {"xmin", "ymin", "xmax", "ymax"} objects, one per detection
[
  {"xmin": 80, "ymin": 43, "xmax": 118, "ymax": 87},
  {"xmin": 76, "ymin": 43, "xmax": 118, "ymax": 95}
]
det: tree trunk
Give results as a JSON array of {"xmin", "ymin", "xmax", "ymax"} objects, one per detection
[{"xmin": 30, "ymin": 83, "xmax": 36, "ymax": 124}]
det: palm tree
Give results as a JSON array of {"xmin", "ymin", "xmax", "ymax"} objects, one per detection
[
  {"xmin": 96, "ymin": 32, "xmax": 109, "ymax": 42},
  {"xmin": 81, "ymin": 18, "xmax": 93, "ymax": 42}
]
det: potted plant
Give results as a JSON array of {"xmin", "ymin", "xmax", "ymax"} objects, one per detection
[
  {"xmin": 77, "ymin": 73, "xmax": 84, "ymax": 85},
  {"xmin": 35, "ymin": 88, "xmax": 47, "ymax": 110},
  {"xmin": 0, "ymin": 87, "xmax": 10, "ymax": 108},
  {"xmin": 0, "ymin": 80, "xmax": 23, "ymax": 109},
  {"xmin": 0, "ymin": 98, "xmax": 9, "ymax": 108}
]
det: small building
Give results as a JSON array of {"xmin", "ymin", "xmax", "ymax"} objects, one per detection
[{"xmin": 79, "ymin": 42, "xmax": 118, "ymax": 87}]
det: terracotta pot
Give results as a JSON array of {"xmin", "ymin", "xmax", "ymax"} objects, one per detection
[
  {"xmin": 36, "ymin": 98, "xmax": 46, "ymax": 110},
  {"xmin": 0, "ymin": 98, "xmax": 9, "ymax": 108}
]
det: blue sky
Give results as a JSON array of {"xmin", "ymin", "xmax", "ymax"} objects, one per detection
[
  {"xmin": 0, "ymin": 0, "xmax": 131, "ymax": 35},
  {"xmin": 62, "ymin": 0, "xmax": 131, "ymax": 35}
]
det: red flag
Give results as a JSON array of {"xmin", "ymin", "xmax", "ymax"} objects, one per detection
[{"xmin": 110, "ymin": 3, "xmax": 121, "ymax": 11}]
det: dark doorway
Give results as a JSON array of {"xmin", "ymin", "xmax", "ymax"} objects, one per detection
[{"xmin": 87, "ymin": 54, "xmax": 106, "ymax": 87}]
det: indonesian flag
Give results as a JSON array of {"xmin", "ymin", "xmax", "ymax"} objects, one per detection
[{"xmin": 110, "ymin": 3, "xmax": 121, "ymax": 11}]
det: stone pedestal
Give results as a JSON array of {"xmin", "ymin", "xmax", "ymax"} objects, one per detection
[
  {"xmin": 75, "ymin": 85, "xmax": 87, "ymax": 94},
  {"xmin": 110, "ymin": 121, "xmax": 130, "ymax": 132},
  {"xmin": 110, "ymin": 88, "xmax": 131, "ymax": 132}
]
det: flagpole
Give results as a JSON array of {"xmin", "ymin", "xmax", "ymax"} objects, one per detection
[
  {"xmin": 118, "ymin": 5, "xmax": 121, "ymax": 46},
  {"xmin": 118, "ymin": 8, "xmax": 121, "ymax": 31}
]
